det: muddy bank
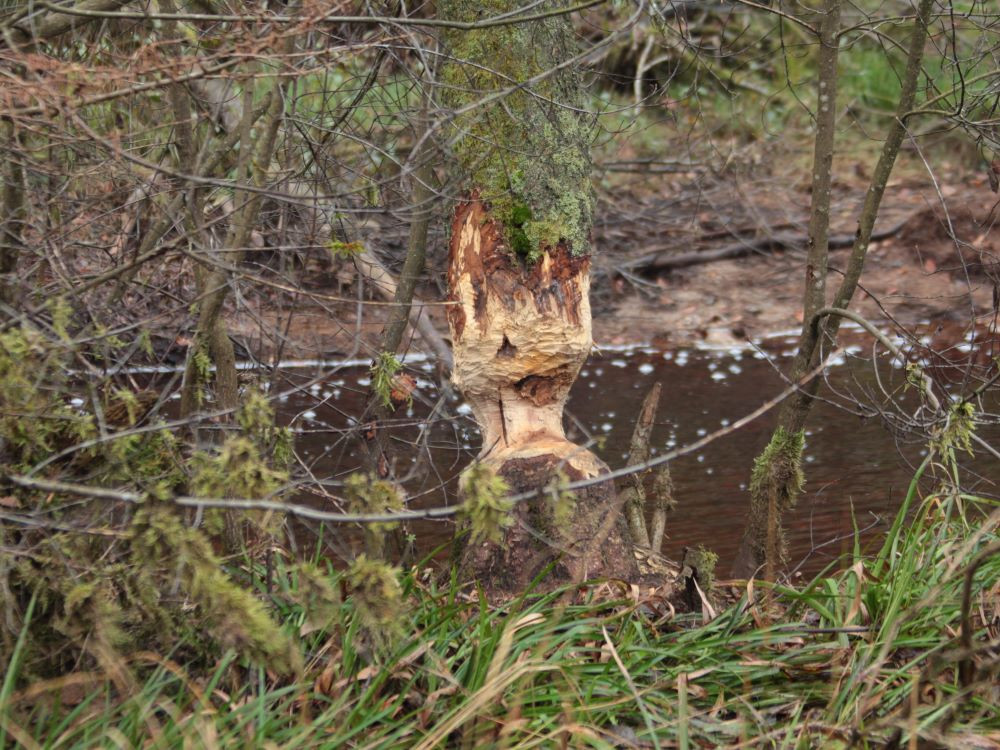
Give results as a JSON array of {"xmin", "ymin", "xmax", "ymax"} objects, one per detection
[{"xmin": 211, "ymin": 176, "xmax": 999, "ymax": 366}]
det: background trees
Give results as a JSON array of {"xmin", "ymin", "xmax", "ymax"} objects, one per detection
[{"xmin": 2, "ymin": 0, "xmax": 1000, "ymax": 743}]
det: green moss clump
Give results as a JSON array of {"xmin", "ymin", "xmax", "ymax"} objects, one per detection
[
  {"xmin": 688, "ymin": 546, "xmax": 719, "ymax": 592},
  {"xmin": 0, "ymin": 326, "xmax": 96, "ymax": 467},
  {"xmin": 346, "ymin": 555, "xmax": 404, "ymax": 656},
  {"xmin": 934, "ymin": 401, "xmax": 976, "ymax": 459},
  {"xmin": 510, "ymin": 202, "xmax": 532, "ymax": 227},
  {"xmin": 344, "ymin": 473, "xmax": 405, "ymax": 559},
  {"xmin": 510, "ymin": 226, "xmax": 534, "ymax": 258},
  {"xmin": 745, "ymin": 427, "xmax": 806, "ymax": 572},
  {"xmin": 750, "ymin": 427, "xmax": 806, "ymax": 508},
  {"xmin": 439, "ymin": 0, "xmax": 596, "ymax": 261},
  {"xmin": 129, "ymin": 505, "xmax": 302, "ymax": 675},
  {"xmin": 370, "ymin": 351, "xmax": 403, "ymax": 409},
  {"xmin": 459, "ymin": 462, "xmax": 513, "ymax": 544},
  {"xmin": 0, "ymin": 322, "xmax": 301, "ymax": 681}
]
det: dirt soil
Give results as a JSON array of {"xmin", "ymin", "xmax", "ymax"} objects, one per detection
[
  {"xmin": 225, "ymin": 168, "xmax": 1000, "ymax": 363},
  {"xmin": 594, "ymin": 178, "xmax": 1000, "ymax": 350}
]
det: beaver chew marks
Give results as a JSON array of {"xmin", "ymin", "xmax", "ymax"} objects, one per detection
[
  {"xmin": 497, "ymin": 335, "xmax": 517, "ymax": 359},
  {"xmin": 514, "ymin": 367, "xmax": 573, "ymax": 407},
  {"xmin": 448, "ymin": 195, "xmax": 639, "ymax": 599},
  {"xmin": 447, "ymin": 197, "xmax": 597, "ymax": 473}
]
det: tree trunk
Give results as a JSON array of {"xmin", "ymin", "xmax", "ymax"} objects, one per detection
[
  {"xmin": 179, "ymin": 53, "xmax": 286, "ymax": 419},
  {"xmin": 731, "ymin": 0, "xmax": 936, "ymax": 580},
  {"xmin": 0, "ymin": 120, "xmax": 25, "ymax": 308},
  {"xmin": 440, "ymin": 1, "xmax": 637, "ymax": 597},
  {"xmin": 448, "ymin": 199, "xmax": 637, "ymax": 595},
  {"xmin": 731, "ymin": 0, "xmax": 841, "ymax": 581},
  {"xmin": 360, "ymin": 149, "xmax": 437, "ymax": 485}
]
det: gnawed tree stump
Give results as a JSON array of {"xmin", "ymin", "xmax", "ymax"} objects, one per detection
[
  {"xmin": 448, "ymin": 199, "xmax": 638, "ymax": 598},
  {"xmin": 436, "ymin": 0, "xmax": 639, "ymax": 597}
]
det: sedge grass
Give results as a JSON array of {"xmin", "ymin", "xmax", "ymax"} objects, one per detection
[{"xmin": 3, "ymin": 475, "xmax": 999, "ymax": 749}]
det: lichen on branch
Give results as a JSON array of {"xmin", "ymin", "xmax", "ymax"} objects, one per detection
[{"xmin": 439, "ymin": 0, "xmax": 595, "ymax": 260}]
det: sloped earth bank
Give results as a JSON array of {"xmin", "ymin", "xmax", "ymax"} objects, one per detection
[
  {"xmin": 591, "ymin": 178, "xmax": 999, "ymax": 350},
  {"xmin": 227, "ymin": 175, "xmax": 999, "ymax": 360},
  {"xmin": 211, "ymin": 173, "xmax": 1000, "ymax": 574}
]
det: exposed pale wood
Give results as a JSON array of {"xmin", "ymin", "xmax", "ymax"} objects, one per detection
[{"xmin": 448, "ymin": 201, "xmax": 596, "ymax": 476}]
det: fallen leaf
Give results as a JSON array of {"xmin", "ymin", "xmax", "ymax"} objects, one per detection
[{"xmin": 390, "ymin": 373, "xmax": 417, "ymax": 404}]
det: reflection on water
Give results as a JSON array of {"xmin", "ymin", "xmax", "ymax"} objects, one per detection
[{"xmin": 271, "ymin": 333, "xmax": 997, "ymax": 576}]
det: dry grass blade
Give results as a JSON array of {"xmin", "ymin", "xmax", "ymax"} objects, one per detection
[
  {"xmin": 413, "ymin": 662, "xmax": 554, "ymax": 750},
  {"xmin": 602, "ymin": 625, "xmax": 661, "ymax": 750}
]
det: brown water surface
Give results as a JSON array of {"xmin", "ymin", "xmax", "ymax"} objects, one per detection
[{"xmin": 273, "ymin": 333, "xmax": 998, "ymax": 576}]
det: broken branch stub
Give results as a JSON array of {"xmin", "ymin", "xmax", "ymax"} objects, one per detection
[
  {"xmin": 621, "ymin": 382, "xmax": 662, "ymax": 549},
  {"xmin": 448, "ymin": 198, "xmax": 638, "ymax": 597}
]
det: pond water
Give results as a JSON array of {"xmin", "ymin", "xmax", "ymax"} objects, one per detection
[{"xmin": 269, "ymin": 328, "xmax": 998, "ymax": 577}]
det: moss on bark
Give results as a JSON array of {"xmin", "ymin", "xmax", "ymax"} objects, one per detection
[
  {"xmin": 439, "ymin": 0, "xmax": 595, "ymax": 259},
  {"xmin": 734, "ymin": 427, "xmax": 805, "ymax": 580}
]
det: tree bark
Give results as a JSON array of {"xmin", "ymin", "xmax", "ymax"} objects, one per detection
[
  {"xmin": 179, "ymin": 49, "xmax": 288, "ymax": 418},
  {"xmin": 356, "ymin": 150, "xmax": 437, "ymax": 563},
  {"xmin": 3, "ymin": 0, "xmax": 132, "ymax": 49},
  {"xmin": 179, "ymin": 77, "xmax": 256, "ymax": 419},
  {"xmin": 440, "ymin": 0, "xmax": 637, "ymax": 596},
  {"xmin": 360, "ymin": 155, "xmax": 437, "ymax": 473},
  {"xmin": 448, "ymin": 203, "xmax": 637, "ymax": 594},
  {"xmin": 621, "ymin": 382, "xmax": 662, "ymax": 549},
  {"xmin": 732, "ymin": 0, "xmax": 936, "ymax": 580},
  {"xmin": 731, "ymin": 0, "xmax": 842, "ymax": 582},
  {"xmin": 0, "ymin": 120, "xmax": 25, "ymax": 308}
]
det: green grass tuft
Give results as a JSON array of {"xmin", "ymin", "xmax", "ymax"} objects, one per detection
[{"xmin": 7, "ymin": 471, "xmax": 999, "ymax": 748}]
